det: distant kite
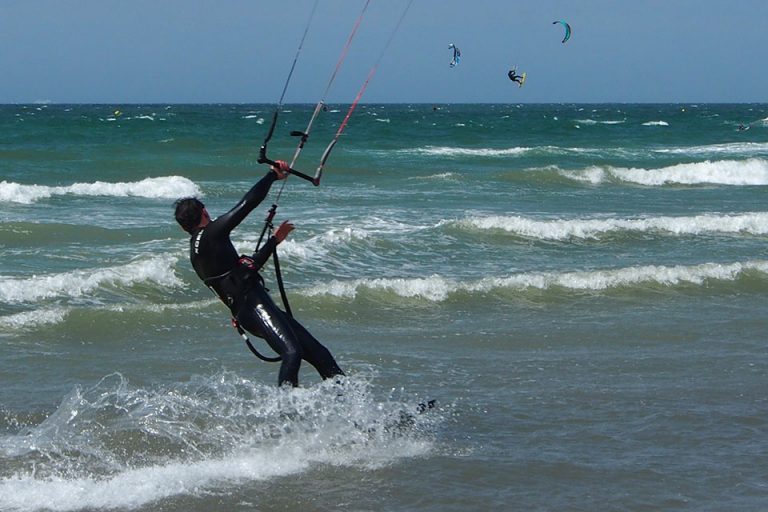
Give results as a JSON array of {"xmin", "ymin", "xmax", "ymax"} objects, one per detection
[
  {"xmin": 552, "ymin": 20, "xmax": 571, "ymax": 43},
  {"xmin": 448, "ymin": 43, "xmax": 461, "ymax": 67}
]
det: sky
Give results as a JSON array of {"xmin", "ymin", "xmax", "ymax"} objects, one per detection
[{"xmin": 1, "ymin": 0, "xmax": 766, "ymax": 104}]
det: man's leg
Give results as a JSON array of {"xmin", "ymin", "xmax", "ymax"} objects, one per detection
[
  {"xmin": 288, "ymin": 317, "xmax": 345, "ymax": 379},
  {"xmin": 236, "ymin": 286, "xmax": 303, "ymax": 386}
]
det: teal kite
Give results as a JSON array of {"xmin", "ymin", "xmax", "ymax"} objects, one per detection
[{"xmin": 552, "ymin": 20, "xmax": 571, "ymax": 43}]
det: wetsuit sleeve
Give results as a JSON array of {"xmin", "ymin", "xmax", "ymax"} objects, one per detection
[
  {"xmin": 208, "ymin": 172, "xmax": 277, "ymax": 236},
  {"xmin": 251, "ymin": 236, "xmax": 278, "ymax": 269}
]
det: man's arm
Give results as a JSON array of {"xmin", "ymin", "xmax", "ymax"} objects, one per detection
[
  {"xmin": 250, "ymin": 220, "xmax": 295, "ymax": 269},
  {"xmin": 209, "ymin": 162, "xmax": 289, "ymax": 236}
]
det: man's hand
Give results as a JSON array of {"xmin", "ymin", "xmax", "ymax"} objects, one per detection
[
  {"xmin": 271, "ymin": 160, "xmax": 290, "ymax": 180},
  {"xmin": 274, "ymin": 220, "xmax": 295, "ymax": 243}
]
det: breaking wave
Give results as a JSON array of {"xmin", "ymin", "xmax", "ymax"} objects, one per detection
[
  {"xmin": 0, "ymin": 255, "xmax": 182, "ymax": 304},
  {"xmin": 300, "ymin": 260, "xmax": 768, "ymax": 302},
  {"xmin": 0, "ymin": 176, "xmax": 201, "ymax": 204},
  {"xmin": 450, "ymin": 212, "xmax": 768, "ymax": 240},
  {"xmin": 561, "ymin": 159, "xmax": 768, "ymax": 186}
]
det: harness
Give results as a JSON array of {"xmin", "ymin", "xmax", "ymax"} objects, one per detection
[{"xmin": 203, "ymin": 254, "xmax": 283, "ymax": 363}]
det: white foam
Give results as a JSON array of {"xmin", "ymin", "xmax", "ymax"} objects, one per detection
[
  {"xmin": 561, "ymin": 159, "xmax": 768, "ymax": 186},
  {"xmin": 412, "ymin": 172, "xmax": 463, "ymax": 182},
  {"xmin": 240, "ymin": 220, "xmax": 424, "ymax": 263},
  {"xmin": 238, "ymin": 226, "xmax": 372, "ymax": 262},
  {"xmin": 0, "ymin": 373, "xmax": 435, "ymax": 511},
  {"xmin": 135, "ymin": 115, "xmax": 155, "ymax": 121},
  {"xmin": 653, "ymin": 142, "xmax": 768, "ymax": 156},
  {"xmin": 400, "ymin": 146, "xmax": 532, "ymax": 157},
  {"xmin": 0, "ymin": 448, "xmax": 308, "ymax": 511},
  {"xmin": 575, "ymin": 119, "xmax": 625, "ymax": 125},
  {"xmin": 0, "ymin": 300, "xmax": 220, "ymax": 334},
  {"xmin": 106, "ymin": 298, "xmax": 219, "ymax": 314},
  {"xmin": 456, "ymin": 212, "xmax": 768, "ymax": 240},
  {"xmin": 242, "ymin": 115, "xmax": 265, "ymax": 125},
  {"xmin": 305, "ymin": 275, "xmax": 453, "ymax": 301},
  {"xmin": 301, "ymin": 260, "xmax": 768, "ymax": 301},
  {"xmin": 558, "ymin": 166, "xmax": 606, "ymax": 185},
  {"xmin": 0, "ymin": 307, "xmax": 69, "ymax": 330},
  {"xmin": 0, "ymin": 255, "xmax": 182, "ymax": 304},
  {"xmin": 0, "ymin": 176, "xmax": 201, "ymax": 204},
  {"xmin": 642, "ymin": 120, "xmax": 669, "ymax": 126},
  {"xmin": 497, "ymin": 261, "xmax": 768, "ymax": 291}
]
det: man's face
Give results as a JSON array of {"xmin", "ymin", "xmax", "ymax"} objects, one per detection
[{"xmin": 200, "ymin": 208, "xmax": 211, "ymax": 226}]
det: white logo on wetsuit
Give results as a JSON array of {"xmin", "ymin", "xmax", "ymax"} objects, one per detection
[{"xmin": 194, "ymin": 229, "xmax": 204, "ymax": 255}]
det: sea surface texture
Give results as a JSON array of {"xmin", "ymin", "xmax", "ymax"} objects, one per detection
[{"xmin": 1, "ymin": 103, "xmax": 767, "ymax": 511}]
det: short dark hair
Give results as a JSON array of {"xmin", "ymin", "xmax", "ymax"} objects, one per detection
[{"xmin": 174, "ymin": 197, "xmax": 205, "ymax": 233}]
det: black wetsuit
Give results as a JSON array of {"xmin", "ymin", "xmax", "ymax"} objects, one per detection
[
  {"xmin": 188, "ymin": 172, "xmax": 344, "ymax": 387},
  {"xmin": 508, "ymin": 70, "xmax": 521, "ymax": 83}
]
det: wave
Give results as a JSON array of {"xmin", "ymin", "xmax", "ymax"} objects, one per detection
[
  {"xmin": 0, "ymin": 222, "xmax": 166, "ymax": 248},
  {"xmin": 394, "ymin": 145, "xmax": 645, "ymax": 160},
  {"xmin": 242, "ymin": 115, "xmax": 265, "ymax": 124},
  {"xmin": 411, "ymin": 172, "xmax": 463, "ymax": 182},
  {"xmin": 237, "ymin": 227, "xmax": 373, "ymax": 264},
  {"xmin": 300, "ymin": 260, "xmax": 768, "ymax": 302},
  {"xmin": 271, "ymin": 211, "xmax": 768, "ymax": 256},
  {"xmin": 0, "ymin": 255, "xmax": 182, "ymax": 304},
  {"xmin": 653, "ymin": 142, "xmax": 768, "ymax": 157},
  {"xmin": 240, "ymin": 210, "xmax": 768, "ymax": 267},
  {"xmin": 0, "ymin": 299, "xmax": 221, "ymax": 335},
  {"xmin": 575, "ymin": 119, "xmax": 626, "ymax": 125},
  {"xmin": 561, "ymin": 159, "xmax": 768, "ymax": 186},
  {"xmin": 0, "ymin": 307, "xmax": 69, "ymax": 332},
  {"xmin": 240, "ymin": 218, "xmax": 428, "ymax": 264},
  {"xmin": 0, "ymin": 372, "xmax": 438, "ymax": 511},
  {"xmin": 388, "ymin": 141, "xmax": 768, "ymax": 163},
  {"xmin": 449, "ymin": 212, "xmax": 768, "ymax": 240},
  {"xmin": 642, "ymin": 121, "xmax": 669, "ymax": 126},
  {"xmin": 0, "ymin": 176, "xmax": 201, "ymax": 204},
  {"xmin": 397, "ymin": 146, "xmax": 533, "ymax": 157}
]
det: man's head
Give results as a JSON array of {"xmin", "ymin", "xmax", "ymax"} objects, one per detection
[{"xmin": 174, "ymin": 197, "xmax": 206, "ymax": 233}]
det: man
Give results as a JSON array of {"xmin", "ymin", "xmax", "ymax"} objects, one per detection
[
  {"xmin": 174, "ymin": 161, "xmax": 344, "ymax": 387},
  {"xmin": 507, "ymin": 68, "xmax": 524, "ymax": 86}
]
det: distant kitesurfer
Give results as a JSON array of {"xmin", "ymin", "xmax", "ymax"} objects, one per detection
[
  {"xmin": 174, "ymin": 162, "xmax": 345, "ymax": 387},
  {"xmin": 507, "ymin": 68, "xmax": 524, "ymax": 85}
]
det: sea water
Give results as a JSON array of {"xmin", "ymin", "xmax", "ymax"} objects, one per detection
[{"xmin": 1, "ymin": 103, "xmax": 767, "ymax": 510}]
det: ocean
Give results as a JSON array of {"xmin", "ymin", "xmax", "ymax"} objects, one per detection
[{"xmin": 1, "ymin": 103, "xmax": 767, "ymax": 511}]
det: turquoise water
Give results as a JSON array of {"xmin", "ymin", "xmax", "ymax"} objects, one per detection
[{"xmin": 1, "ymin": 103, "xmax": 767, "ymax": 510}]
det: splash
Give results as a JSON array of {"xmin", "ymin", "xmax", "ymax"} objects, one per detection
[{"xmin": 0, "ymin": 372, "xmax": 439, "ymax": 511}]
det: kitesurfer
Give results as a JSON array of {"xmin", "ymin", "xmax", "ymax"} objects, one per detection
[
  {"xmin": 174, "ymin": 161, "xmax": 345, "ymax": 387},
  {"xmin": 507, "ymin": 68, "xmax": 524, "ymax": 85}
]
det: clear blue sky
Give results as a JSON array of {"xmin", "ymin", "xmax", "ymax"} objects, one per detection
[{"xmin": 1, "ymin": 0, "xmax": 765, "ymax": 104}]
